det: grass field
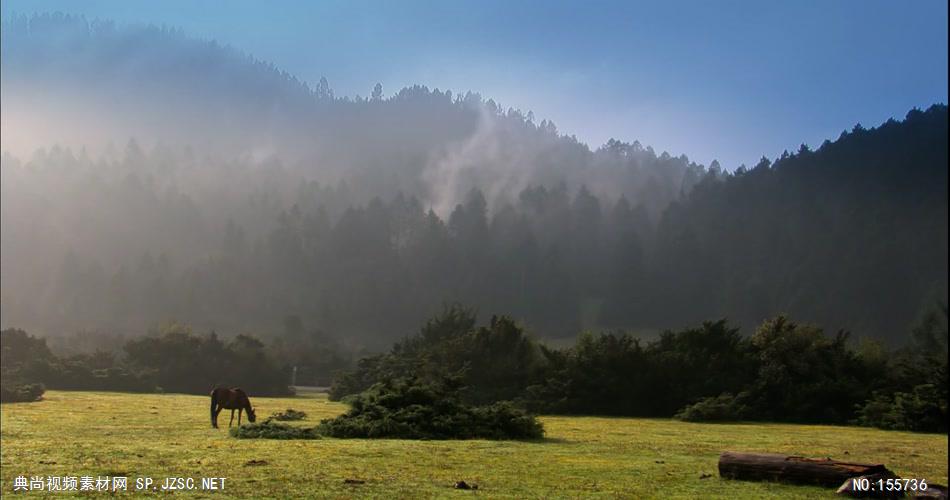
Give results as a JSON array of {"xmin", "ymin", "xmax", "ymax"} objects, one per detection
[{"xmin": 1, "ymin": 390, "xmax": 946, "ymax": 498}]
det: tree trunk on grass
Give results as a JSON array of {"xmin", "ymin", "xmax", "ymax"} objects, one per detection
[{"xmin": 718, "ymin": 452, "xmax": 894, "ymax": 487}]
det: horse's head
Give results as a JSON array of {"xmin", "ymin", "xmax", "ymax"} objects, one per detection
[{"xmin": 247, "ymin": 406, "xmax": 257, "ymax": 423}]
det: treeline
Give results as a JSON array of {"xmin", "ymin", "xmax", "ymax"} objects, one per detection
[
  {"xmin": 4, "ymin": 305, "xmax": 945, "ymax": 432},
  {"xmin": 650, "ymin": 105, "xmax": 948, "ymax": 336},
  {"xmin": 2, "ymin": 106, "xmax": 945, "ymax": 346},
  {"xmin": 330, "ymin": 305, "xmax": 949, "ymax": 432},
  {"xmin": 0, "ymin": 325, "xmax": 297, "ymax": 401}
]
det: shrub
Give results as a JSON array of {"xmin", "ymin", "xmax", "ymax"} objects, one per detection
[
  {"xmin": 3, "ymin": 326, "xmax": 292, "ymax": 396},
  {"xmin": 0, "ymin": 382, "xmax": 45, "ymax": 403},
  {"xmin": 328, "ymin": 307, "xmax": 544, "ymax": 406},
  {"xmin": 318, "ymin": 377, "xmax": 544, "ymax": 440},
  {"xmin": 229, "ymin": 421, "xmax": 320, "ymax": 439},
  {"xmin": 270, "ymin": 408, "xmax": 307, "ymax": 421},
  {"xmin": 744, "ymin": 316, "xmax": 870, "ymax": 424},
  {"xmin": 125, "ymin": 328, "xmax": 293, "ymax": 396},
  {"xmin": 467, "ymin": 401, "xmax": 546, "ymax": 439},
  {"xmin": 854, "ymin": 385, "xmax": 948, "ymax": 433},
  {"xmin": 674, "ymin": 392, "xmax": 749, "ymax": 422}
]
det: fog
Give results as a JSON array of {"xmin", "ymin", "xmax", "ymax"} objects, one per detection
[
  {"xmin": 2, "ymin": 14, "xmax": 705, "ymax": 207},
  {"xmin": 2, "ymin": 14, "xmax": 945, "ymax": 348}
]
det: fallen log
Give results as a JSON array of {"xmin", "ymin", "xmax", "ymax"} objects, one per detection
[{"xmin": 719, "ymin": 452, "xmax": 894, "ymax": 487}]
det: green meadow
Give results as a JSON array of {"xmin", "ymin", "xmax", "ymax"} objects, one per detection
[{"xmin": 1, "ymin": 390, "xmax": 946, "ymax": 498}]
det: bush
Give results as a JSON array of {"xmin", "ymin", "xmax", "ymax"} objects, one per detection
[
  {"xmin": 467, "ymin": 401, "xmax": 546, "ymax": 440},
  {"xmin": 0, "ymin": 382, "xmax": 45, "ymax": 403},
  {"xmin": 744, "ymin": 316, "xmax": 870, "ymax": 424},
  {"xmin": 674, "ymin": 392, "xmax": 749, "ymax": 422},
  {"xmin": 125, "ymin": 328, "xmax": 293, "ymax": 396},
  {"xmin": 229, "ymin": 421, "xmax": 320, "ymax": 439},
  {"xmin": 2, "ymin": 326, "xmax": 292, "ymax": 396},
  {"xmin": 329, "ymin": 308, "xmax": 544, "ymax": 406},
  {"xmin": 318, "ymin": 377, "xmax": 544, "ymax": 440},
  {"xmin": 329, "ymin": 354, "xmax": 391, "ymax": 401},
  {"xmin": 270, "ymin": 408, "xmax": 307, "ymax": 421},
  {"xmin": 854, "ymin": 385, "xmax": 948, "ymax": 433}
]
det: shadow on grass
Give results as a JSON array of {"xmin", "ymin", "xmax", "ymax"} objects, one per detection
[
  {"xmin": 228, "ymin": 423, "xmax": 572, "ymax": 444},
  {"xmin": 536, "ymin": 436, "xmax": 574, "ymax": 444}
]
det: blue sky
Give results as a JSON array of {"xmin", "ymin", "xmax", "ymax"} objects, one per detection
[{"xmin": 2, "ymin": 0, "xmax": 947, "ymax": 169}]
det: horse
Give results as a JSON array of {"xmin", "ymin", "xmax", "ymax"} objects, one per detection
[{"xmin": 210, "ymin": 387, "xmax": 257, "ymax": 428}]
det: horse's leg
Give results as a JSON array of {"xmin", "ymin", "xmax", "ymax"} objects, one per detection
[
  {"xmin": 229, "ymin": 409, "xmax": 235, "ymax": 428},
  {"xmin": 238, "ymin": 408, "xmax": 242, "ymax": 426},
  {"xmin": 211, "ymin": 390, "xmax": 221, "ymax": 428}
]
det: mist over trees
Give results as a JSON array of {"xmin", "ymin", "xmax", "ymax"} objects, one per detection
[
  {"xmin": 1, "ymin": 13, "xmax": 702, "ymax": 215},
  {"xmin": 0, "ymin": 14, "xmax": 947, "ymax": 349}
]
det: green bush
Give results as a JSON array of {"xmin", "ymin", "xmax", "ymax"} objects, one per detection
[
  {"xmin": 467, "ymin": 401, "xmax": 546, "ymax": 439},
  {"xmin": 125, "ymin": 328, "xmax": 292, "ymax": 396},
  {"xmin": 0, "ymin": 382, "xmax": 45, "ymax": 403},
  {"xmin": 270, "ymin": 408, "xmax": 307, "ymax": 421},
  {"xmin": 854, "ymin": 385, "xmax": 948, "ymax": 433},
  {"xmin": 319, "ymin": 377, "xmax": 544, "ymax": 440},
  {"xmin": 329, "ymin": 308, "xmax": 544, "ymax": 406},
  {"xmin": 674, "ymin": 392, "xmax": 749, "ymax": 422},
  {"xmin": 2, "ymin": 327, "xmax": 291, "ymax": 396},
  {"xmin": 229, "ymin": 421, "xmax": 320, "ymax": 439}
]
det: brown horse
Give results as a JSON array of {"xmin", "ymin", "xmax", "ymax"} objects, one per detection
[{"xmin": 210, "ymin": 387, "xmax": 257, "ymax": 428}]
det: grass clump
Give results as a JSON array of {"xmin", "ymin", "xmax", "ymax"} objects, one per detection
[
  {"xmin": 675, "ymin": 392, "xmax": 750, "ymax": 422},
  {"xmin": 270, "ymin": 408, "xmax": 308, "ymax": 421},
  {"xmin": 318, "ymin": 376, "xmax": 544, "ymax": 440},
  {"xmin": 230, "ymin": 420, "xmax": 320, "ymax": 439}
]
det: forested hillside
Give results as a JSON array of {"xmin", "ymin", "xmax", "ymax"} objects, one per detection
[
  {"xmin": 0, "ymin": 14, "xmax": 946, "ymax": 346},
  {"xmin": 649, "ymin": 106, "xmax": 948, "ymax": 338}
]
